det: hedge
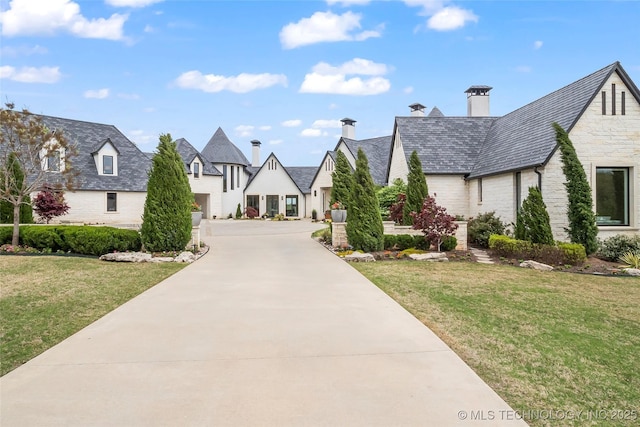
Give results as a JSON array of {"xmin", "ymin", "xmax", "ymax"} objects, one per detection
[
  {"xmin": 488, "ymin": 234, "xmax": 586, "ymax": 265},
  {"xmin": 0, "ymin": 225, "xmax": 142, "ymax": 256}
]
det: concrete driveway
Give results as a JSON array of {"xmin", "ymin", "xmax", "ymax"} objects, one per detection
[{"xmin": 1, "ymin": 220, "xmax": 527, "ymax": 426}]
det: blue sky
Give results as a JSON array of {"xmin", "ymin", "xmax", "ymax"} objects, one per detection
[{"xmin": 1, "ymin": 0, "xmax": 639, "ymax": 166}]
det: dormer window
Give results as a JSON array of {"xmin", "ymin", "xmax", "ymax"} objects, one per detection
[
  {"xmin": 41, "ymin": 141, "xmax": 64, "ymax": 173},
  {"xmin": 103, "ymin": 155, "xmax": 114, "ymax": 175},
  {"xmin": 193, "ymin": 162, "xmax": 200, "ymax": 179},
  {"xmin": 47, "ymin": 151, "xmax": 61, "ymax": 172}
]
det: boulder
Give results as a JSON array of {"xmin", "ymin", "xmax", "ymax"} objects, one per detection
[
  {"xmin": 174, "ymin": 251, "xmax": 196, "ymax": 263},
  {"xmin": 149, "ymin": 257, "xmax": 175, "ymax": 263},
  {"xmin": 623, "ymin": 268, "xmax": 640, "ymax": 276},
  {"xmin": 519, "ymin": 260, "xmax": 554, "ymax": 271},
  {"xmin": 409, "ymin": 252, "xmax": 448, "ymax": 262},
  {"xmin": 100, "ymin": 252, "xmax": 152, "ymax": 263},
  {"xmin": 344, "ymin": 252, "xmax": 375, "ymax": 262}
]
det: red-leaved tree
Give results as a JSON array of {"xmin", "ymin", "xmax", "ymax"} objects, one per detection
[
  {"xmin": 244, "ymin": 206, "xmax": 259, "ymax": 219},
  {"xmin": 33, "ymin": 184, "xmax": 70, "ymax": 224},
  {"xmin": 411, "ymin": 194, "xmax": 458, "ymax": 251},
  {"xmin": 389, "ymin": 193, "xmax": 405, "ymax": 224}
]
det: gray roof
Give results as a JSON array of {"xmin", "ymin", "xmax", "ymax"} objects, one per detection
[
  {"xmin": 38, "ymin": 115, "xmax": 151, "ymax": 192},
  {"xmin": 428, "ymin": 107, "xmax": 444, "ymax": 117},
  {"xmin": 469, "ymin": 61, "xmax": 629, "ymax": 178},
  {"xmin": 394, "ymin": 116, "xmax": 496, "ymax": 174},
  {"xmin": 286, "ymin": 166, "xmax": 317, "ymax": 194},
  {"xmin": 341, "ymin": 136, "xmax": 393, "ymax": 185},
  {"xmin": 175, "ymin": 138, "xmax": 221, "ymax": 176},
  {"xmin": 201, "ymin": 127, "xmax": 249, "ymax": 166}
]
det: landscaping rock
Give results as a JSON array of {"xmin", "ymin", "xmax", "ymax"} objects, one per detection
[
  {"xmin": 623, "ymin": 268, "xmax": 640, "ymax": 276},
  {"xmin": 519, "ymin": 260, "xmax": 554, "ymax": 271},
  {"xmin": 409, "ymin": 252, "xmax": 448, "ymax": 262},
  {"xmin": 174, "ymin": 251, "xmax": 196, "ymax": 263},
  {"xmin": 344, "ymin": 252, "xmax": 375, "ymax": 262},
  {"xmin": 149, "ymin": 257, "xmax": 175, "ymax": 263},
  {"xmin": 100, "ymin": 252, "xmax": 152, "ymax": 263}
]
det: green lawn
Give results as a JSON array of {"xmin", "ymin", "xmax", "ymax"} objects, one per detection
[
  {"xmin": 352, "ymin": 261, "xmax": 639, "ymax": 426},
  {"xmin": 0, "ymin": 256, "xmax": 185, "ymax": 376}
]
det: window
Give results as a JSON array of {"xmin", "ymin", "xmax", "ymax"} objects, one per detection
[
  {"xmin": 515, "ymin": 172, "xmax": 522, "ymax": 213},
  {"xmin": 103, "ymin": 155, "xmax": 113, "ymax": 175},
  {"xmin": 231, "ymin": 166, "xmax": 235, "ymax": 190},
  {"xmin": 193, "ymin": 162, "xmax": 200, "ymax": 179},
  {"xmin": 247, "ymin": 195, "xmax": 259, "ymax": 216},
  {"xmin": 237, "ymin": 166, "xmax": 240, "ymax": 188},
  {"xmin": 478, "ymin": 178, "xmax": 483, "ymax": 203},
  {"xmin": 223, "ymin": 165, "xmax": 227, "ymax": 192},
  {"xmin": 622, "ymin": 91, "xmax": 626, "ymax": 115},
  {"xmin": 602, "ymin": 91, "xmax": 607, "ymax": 115},
  {"xmin": 106, "ymin": 192, "xmax": 117, "ymax": 212},
  {"xmin": 596, "ymin": 167, "xmax": 629, "ymax": 226},
  {"xmin": 612, "ymin": 84, "xmax": 616, "ymax": 115},
  {"xmin": 47, "ymin": 151, "xmax": 60, "ymax": 172},
  {"xmin": 285, "ymin": 195, "xmax": 298, "ymax": 217}
]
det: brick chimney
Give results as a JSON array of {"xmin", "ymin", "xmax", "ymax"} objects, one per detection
[
  {"xmin": 251, "ymin": 139, "xmax": 261, "ymax": 167},
  {"xmin": 465, "ymin": 85, "xmax": 492, "ymax": 117},
  {"xmin": 409, "ymin": 103, "xmax": 426, "ymax": 117},
  {"xmin": 341, "ymin": 118, "xmax": 356, "ymax": 139}
]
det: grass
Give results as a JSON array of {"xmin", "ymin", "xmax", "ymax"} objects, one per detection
[
  {"xmin": 352, "ymin": 261, "xmax": 640, "ymax": 426},
  {"xmin": 0, "ymin": 255, "xmax": 186, "ymax": 376}
]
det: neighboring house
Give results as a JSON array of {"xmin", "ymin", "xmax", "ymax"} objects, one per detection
[
  {"xmin": 35, "ymin": 115, "xmax": 151, "ymax": 224},
  {"xmin": 388, "ymin": 61, "xmax": 640, "ymax": 241},
  {"xmin": 244, "ymin": 152, "xmax": 316, "ymax": 218},
  {"xmin": 310, "ymin": 118, "xmax": 392, "ymax": 215}
]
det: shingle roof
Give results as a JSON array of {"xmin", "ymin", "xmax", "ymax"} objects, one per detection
[
  {"xmin": 394, "ymin": 116, "xmax": 496, "ymax": 174},
  {"xmin": 38, "ymin": 115, "xmax": 151, "ymax": 192},
  {"xmin": 286, "ymin": 166, "xmax": 317, "ymax": 194},
  {"xmin": 201, "ymin": 127, "xmax": 249, "ymax": 166},
  {"xmin": 175, "ymin": 138, "xmax": 221, "ymax": 176},
  {"xmin": 428, "ymin": 107, "xmax": 444, "ymax": 117},
  {"xmin": 469, "ymin": 62, "xmax": 625, "ymax": 178},
  {"xmin": 341, "ymin": 136, "xmax": 392, "ymax": 185}
]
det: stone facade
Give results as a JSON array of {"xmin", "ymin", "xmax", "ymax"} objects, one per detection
[{"xmin": 52, "ymin": 190, "xmax": 147, "ymax": 225}]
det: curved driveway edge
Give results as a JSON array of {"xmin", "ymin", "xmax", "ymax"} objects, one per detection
[{"xmin": 1, "ymin": 220, "xmax": 527, "ymax": 426}]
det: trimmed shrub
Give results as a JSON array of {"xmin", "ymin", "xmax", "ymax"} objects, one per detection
[
  {"xmin": 413, "ymin": 234, "xmax": 431, "ymax": 250},
  {"xmin": 235, "ymin": 203, "xmax": 242, "ymax": 219},
  {"xmin": 440, "ymin": 236, "xmax": 458, "ymax": 252},
  {"xmin": 21, "ymin": 226, "xmax": 67, "ymax": 252},
  {"xmin": 467, "ymin": 212, "xmax": 507, "ymax": 248},
  {"xmin": 383, "ymin": 234, "xmax": 398, "ymax": 250},
  {"xmin": 489, "ymin": 234, "xmax": 586, "ymax": 265},
  {"xmin": 0, "ymin": 226, "xmax": 13, "ymax": 244},
  {"xmin": 598, "ymin": 234, "xmax": 640, "ymax": 261},
  {"xmin": 396, "ymin": 234, "xmax": 415, "ymax": 250},
  {"xmin": 557, "ymin": 242, "xmax": 587, "ymax": 265},
  {"xmin": 515, "ymin": 186, "xmax": 554, "ymax": 245},
  {"xmin": 63, "ymin": 226, "xmax": 141, "ymax": 256}
]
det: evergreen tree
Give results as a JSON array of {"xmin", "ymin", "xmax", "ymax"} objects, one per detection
[
  {"xmin": 515, "ymin": 186, "xmax": 554, "ymax": 245},
  {"xmin": 377, "ymin": 178, "xmax": 406, "ymax": 218},
  {"xmin": 141, "ymin": 133, "xmax": 193, "ymax": 252},
  {"xmin": 553, "ymin": 123, "xmax": 598, "ymax": 254},
  {"xmin": 0, "ymin": 153, "xmax": 33, "ymax": 224},
  {"xmin": 403, "ymin": 151, "xmax": 428, "ymax": 225},
  {"xmin": 346, "ymin": 148, "xmax": 384, "ymax": 252},
  {"xmin": 235, "ymin": 203, "xmax": 242, "ymax": 219},
  {"xmin": 330, "ymin": 150, "xmax": 353, "ymax": 209}
]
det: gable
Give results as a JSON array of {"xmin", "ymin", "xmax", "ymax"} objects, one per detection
[{"xmin": 244, "ymin": 154, "xmax": 302, "ymax": 195}]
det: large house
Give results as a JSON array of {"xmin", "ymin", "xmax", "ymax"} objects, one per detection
[{"xmin": 16, "ymin": 61, "xmax": 639, "ymax": 243}]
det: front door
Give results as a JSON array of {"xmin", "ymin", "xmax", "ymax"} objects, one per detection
[{"xmin": 266, "ymin": 195, "xmax": 279, "ymax": 217}]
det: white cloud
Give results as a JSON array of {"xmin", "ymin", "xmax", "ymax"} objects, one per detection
[
  {"xmin": 269, "ymin": 139, "xmax": 283, "ymax": 145},
  {"xmin": 128, "ymin": 129, "xmax": 154, "ymax": 145},
  {"xmin": 235, "ymin": 125, "xmax": 254, "ymax": 137},
  {"xmin": 300, "ymin": 58, "xmax": 391, "ymax": 96},
  {"xmin": 0, "ymin": 65, "xmax": 61, "ymax": 83},
  {"xmin": 403, "ymin": 0, "xmax": 446, "ymax": 15},
  {"xmin": 300, "ymin": 129, "xmax": 327, "ymax": 137},
  {"xmin": 534, "ymin": 40, "xmax": 543, "ymax": 50},
  {"xmin": 144, "ymin": 25, "xmax": 155, "ymax": 33},
  {"xmin": 106, "ymin": 0, "xmax": 163, "ymax": 7},
  {"xmin": 515, "ymin": 65, "xmax": 532, "ymax": 73},
  {"xmin": 312, "ymin": 119, "xmax": 342, "ymax": 129},
  {"xmin": 174, "ymin": 70, "xmax": 287, "ymax": 93},
  {"xmin": 404, "ymin": 86, "xmax": 414, "ymax": 94},
  {"xmin": 259, "ymin": 125, "xmax": 272, "ymax": 131},
  {"xmin": 0, "ymin": 44, "xmax": 48, "ymax": 56},
  {"xmin": 329, "ymin": 103, "xmax": 339, "ymax": 110},
  {"xmin": 427, "ymin": 6, "xmax": 478, "ymax": 30},
  {"xmin": 84, "ymin": 88, "xmax": 110, "ymax": 99},
  {"xmin": 282, "ymin": 119, "xmax": 302, "ymax": 127},
  {"xmin": 280, "ymin": 11, "xmax": 382, "ymax": 49},
  {"xmin": 0, "ymin": 0, "xmax": 128, "ymax": 40},
  {"xmin": 326, "ymin": 0, "xmax": 371, "ymax": 5},
  {"xmin": 312, "ymin": 58, "xmax": 389, "ymax": 76}
]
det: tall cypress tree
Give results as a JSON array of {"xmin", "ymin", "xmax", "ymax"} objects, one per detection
[
  {"xmin": 403, "ymin": 150, "xmax": 428, "ymax": 225},
  {"xmin": 553, "ymin": 123, "xmax": 598, "ymax": 254},
  {"xmin": 141, "ymin": 133, "xmax": 193, "ymax": 252},
  {"xmin": 516, "ymin": 186, "xmax": 554, "ymax": 245},
  {"xmin": 346, "ymin": 148, "xmax": 384, "ymax": 252},
  {"xmin": 330, "ymin": 150, "xmax": 353, "ymax": 209},
  {"xmin": 0, "ymin": 152, "xmax": 33, "ymax": 224}
]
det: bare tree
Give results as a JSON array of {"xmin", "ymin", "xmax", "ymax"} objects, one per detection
[{"xmin": 0, "ymin": 103, "xmax": 77, "ymax": 246}]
